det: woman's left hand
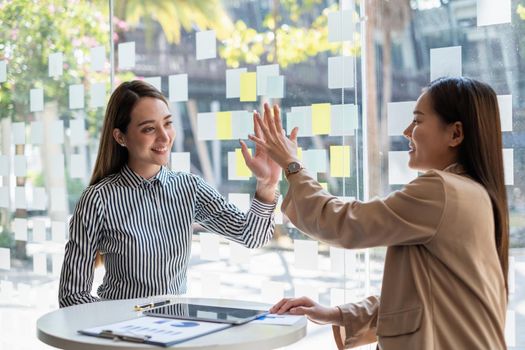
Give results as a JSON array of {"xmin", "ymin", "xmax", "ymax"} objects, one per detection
[{"xmin": 240, "ymin": 109, "xmax": 281, "ymax": 201}]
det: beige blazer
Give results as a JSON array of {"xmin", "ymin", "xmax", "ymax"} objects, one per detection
[{"xmin": 282, "ymin": 165, "xmax": 507, "ymax": 349}]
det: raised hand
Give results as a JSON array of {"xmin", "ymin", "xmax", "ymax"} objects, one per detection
[
  {"xmin": 270, "ymin": 296, "xmax": 343, "ymax": 326},
  {"xmin": 248, "ymin": 103, "xmax": 300, "ymax": 169}
]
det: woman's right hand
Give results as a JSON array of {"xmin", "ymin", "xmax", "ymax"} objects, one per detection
[{"xmin": 269, "ymin": 296, "xmax": 343, "ymax": 326}]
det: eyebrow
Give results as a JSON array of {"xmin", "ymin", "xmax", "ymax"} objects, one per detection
[
  {"xmin": 413, "ymin": 110, "xmax": 424, "ymax": 115},
  {"xmin": 137, "ymin": 114, "xmax": 172, "ymax": 127}
]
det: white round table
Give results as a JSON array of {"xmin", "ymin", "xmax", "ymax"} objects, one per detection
[{"xmin": 37, "ymin": 297, "xmax": 307, "ymax": 349}]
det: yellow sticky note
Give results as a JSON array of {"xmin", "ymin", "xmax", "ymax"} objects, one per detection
[
  {"xmin": 330, "ymin": 145, "xmax": 351, "ymax": 177},
  {"xmin": 319, "ymin": 182, "xmax": 328, "ymax": 191},
  {"xmin": 217, "ymin": 111, "xmax": 232, "ymax": 140},
  {"xmin": 240, "ymin": 72, "xmax": 256, "ymax": 102},
  {"xmin": 312, "ymin": 103, "xmax": 331, "ymax": 135},
  {"xmin": 235, "ymin": 148, "xmax": 252, "ymax": 177},
  {"xmin": 297, "ymin": 147, "xmax": 303, "ymax": 160}
]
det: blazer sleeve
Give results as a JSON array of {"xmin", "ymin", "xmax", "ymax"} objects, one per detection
[
  {"xmin": 194, "ymin": 176, "xmax": 277, "ymax": 249},
  {"xmin": 58, "ymin": 186, "xmax": 104, "ymax": 307},
  {"xmin": 333, "ymin": 296, "xmax": 380, "ymax": 349},
  {"xmin": 282, "ymin": 170, "xmax": 446, "ymax": 248}
]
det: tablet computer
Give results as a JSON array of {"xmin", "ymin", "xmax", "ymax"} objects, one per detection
[{"xmin": 143, "ymin": 303, "xmax": 268, "ymax": 325}]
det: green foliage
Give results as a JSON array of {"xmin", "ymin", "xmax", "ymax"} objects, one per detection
[
  {"xmin": 0, "ymin": 0, "xmax": 108, "ymax": 124},
  {"xmin": 219, "ymin": 3, "xmax": 361, "ymax": 68},
  {"xmin": 518, "ymin": 4, "xmax": 525, "ymax": 20}
]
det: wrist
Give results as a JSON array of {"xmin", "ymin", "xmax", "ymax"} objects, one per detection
[
  {"xmin": 331, "ymin": 306, "xmax": 344, "ymax": 326},
  {"xmin": 255, "ymin": 182, "xmax": 279, "ymax": 204}
]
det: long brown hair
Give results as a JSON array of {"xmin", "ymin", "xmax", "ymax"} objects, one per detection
[
  {"xmin": 427, "ymin": 77, "xmax": 509, "ymax": 295},
  {"xmin": 90, "ymin": 80, "xmax": 169, "ymax": 185}
]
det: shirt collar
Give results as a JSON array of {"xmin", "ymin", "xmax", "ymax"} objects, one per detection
[
  {"xmin": 119, "ymin": 164, "xmax": 168, "ymax": 188},
  {"xmin": 442, "ymin": 162, "xmax": 467, "ymax": 175}
]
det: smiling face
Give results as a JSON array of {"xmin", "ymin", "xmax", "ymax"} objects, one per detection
[
  {"xmin": 113, "ymin": 97, "xmax": 174, "ymax": 179},
  {"xmin": 403, "ymin": 92, "xmax": 463, "ymax": 171}
]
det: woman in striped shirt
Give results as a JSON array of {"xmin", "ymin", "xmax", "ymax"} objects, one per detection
[{"xmin": 59, "ymin": 80, "xmax": 280, "ymax": 307}]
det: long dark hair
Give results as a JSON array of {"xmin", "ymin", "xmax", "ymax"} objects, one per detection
[
  {"xmin": 427, "ymin": 77, "xmax": 509, "ymax": 295},
  {"xmin": 90, "ymin": 80, "xmax": 168, "ymax": 185}
]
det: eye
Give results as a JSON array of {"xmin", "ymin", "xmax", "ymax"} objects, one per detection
[
  {"xmin": 142, "ymin": 127, "xmax": 154, "ymax": 133},
  {"xmin": 165, "ymin": 121, "xmax": 173, "ymax": 127}
]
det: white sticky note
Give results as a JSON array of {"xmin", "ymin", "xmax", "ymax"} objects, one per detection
[
  {"xmin": 13, "ymin": 218, "xmax": 28, "ymax": 241},
  {"xmin": 294, "ymin": 239, "xmax": 318, "ymax": 270},
  {"xmin": 0, "ymin": 156, "xmax": 8, "ymax": 176},
  {"xmin": 0, "ymin": 187, "xmax": 9, "ymax": 208},
  {"xmin": 288, "ymin": 106, "xmax": 313, "ymax": 137},
  {"xmin": 200, "ymin": 232, "xmax": 220, "ymax": 261},
  {"xmin": 143, "ymin": 76, "xmax": 161, "ymax": 92},
  {"xmin": 330, "ymin": 104, "xmax": 358, "ymax": 136},
  {"xmin": 13, "ymin": 155, "xmax": 27, "ymax": 177},
  {"xmin": 430, "ymin": 46, "xmax": 461, "ymax": 81},
  {"xmin": 52, "ymin": 253, "xmax": 64, "ymax": 276},
  {"xmin": 256, "ymin": 64, "xmax": 279, "ymax": 96},
  {"xmin": 33, "ymin": 252, "xmax": 47, "ymax": 275},
  {"xmin": 328, "ymin": 56, "xmax": 354, "ymax": 89},
  {"xmin": 330, "ymin": 247, "xmax": 357, "ymax": 274},
  {"xmin": 70, "ymin": 153, "xmax": 86, "ymax": 179},
  {"xmin": 90, "ymin": 46, "xmax": 105, "ymax": 71},
  {"xmin": 294, "ymin": 284, "xmax": 319, "ymax": 302},
  {"xmin": 15, "ymin": 186, "xmax": 27, "ymax": 209},
  {"xmin": 0, "ymin": 60, "xmax": 6, "ymax": 82},
  {"xmin": 51, "ymin": 154, "xmax": 65, "ymax": 179},
  {"xmin": 0, "ymin": 248, "xmax": 10, "ymax": 270},
  {"xmin": 30, "ymin": 88, "xmax": 44, "ymax": 112},
  {"xmin": 227, "ymin": 151, "xmax": 250, "ymax": 181},
  {"xmin": 32, "ymin": 219, "xmax": 46, "ymax": 242},
  {"xmin": 69, "ymin": 118, "xmax": 87, "ymax": 145},
  {"xmin": 229, "ymin": 241, "xmax": 250, "ymax": 265},
  {"xmin": 51, "ymin": 221, "xmax": 66, "ymax": 243},
  {"xmin": 12, "ymin": 122, "xmax": 25, "ymax": 145},
  {"xmin": 503, "ymin": 148, "xmax": 513, "ymax": 185},
  {"xmin": 388, "ymin": 151, "xmax": 418, "ymax": 185},
  {"xmin": 497, "ymin": 95, "xmax": 512, "ymax": 132},
  {"xmin": 505, "ymin": 310, "xmax": 515, "ymax": 346},
  {"xmin": 32, "ymin": 187, "xmax": 47, "ymax": 211},
  {"xmin": 267, "ymin": 75, "xmax": 285, "ymax": 99},
  {"xmin": 170, "ymin": 152, "xmax": 191, "ymax": 173},
  {"xmin": 30, "ymin": 121, "xmax": 44, "ymax": 144},
  {"xmin": 226, "ymin": 68, "xmax": 247, "ymax": 98},
  {"xmin": 228, "ymin": 193, "xmax": 250, "ymax": 213},
  {"xmin": 50, "ymin": 187, "xmax": 66, "ymax": 212},
  {"xmin": 200, "ymin": 271, "xmax": 220, "ymax": 297},
  {"xmin": 90, "ymin": 82, "xmax": 106, "ymax": 108},
  {"xmin": 118, "ymin": 42, "xmax": 136, "ymax": 69},
  {"xmin": 197, "ymin": 112, "xmax": 216, "ymax": 140},
  {"xmin": 261, "ymin": 281, "xmax": 285, "ymax": 304},
  {"xmin": 69, "ymin": 84, "xmax": 85, "ymax": 109},
  {"xmin": 328, "ymin": 9, "xmax": 354, "ymax": 42},
  {"xmin": 48, "ymin": 52, "xmax": 63, "ymax": 77},
  {"xmin": 477, "ymin": 0, "xmax": 511, "ymax": 26},
  {"xmin": 168, "ymin": 74, "xmax": 188, "ymax": 102},
  {"xmin": 302, "ymin": 149, "xmax": 327, "ymax": 174},
  {"xmin": 231, "ymin": 110, "xmax": 253, "ymax": 139},
  {"xmin": 508, "ymin": 256, "xmax": 515, "ymax": 294},
  {"xmin": 387, "ymin": 101, "xmax": 416, "ymax": 136},
  {"xmin": 49, "ymin": 120, "xmax": 64, "ymax": 144},
  {"xmin": 196, "ymin": 30, "xmax": 216, "ymax": 60}
]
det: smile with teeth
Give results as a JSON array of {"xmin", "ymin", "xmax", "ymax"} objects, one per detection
[{"xmin": 152, "ymin": 146, "xmax": 168, "ymax": 152}]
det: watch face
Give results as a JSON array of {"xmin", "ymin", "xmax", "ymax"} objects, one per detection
[{"xmin": 288, "ymin": 162, "xmax": 301, "ymax": 173}]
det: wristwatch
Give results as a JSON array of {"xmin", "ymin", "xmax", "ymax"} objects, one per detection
[{"xmin": 285, "ymin": 161, "xmax": 303, "ymax": 177}]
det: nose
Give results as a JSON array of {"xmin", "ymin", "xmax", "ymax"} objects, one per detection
[
  {"xmin": 403, "ymin": 123, "xmax": 413, "ymax": 140},
  {"xmin": 157, "ymin": 125, "xmax": 170, "ymax": 142}
]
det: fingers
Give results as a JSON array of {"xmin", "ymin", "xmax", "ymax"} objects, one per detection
[
  {"xmin": 274, "ymin": 297, "xmax": 313, "ymax": 315},
  {"xmin": 264, "ymin": 103, "xmax": 278, "ymax": 137},
  {"xmin": 270, "ymin": 298, "xmax": 289, "ymax": 314},
  {"xmin": 253, "ymin": 111, "xmax": 264, "ymax": 140},
  {"xmin": 248, "ymin": 134, "xmax": 267, "ymax": 150},
  {"xmin": 290, "ymin": 127, "xmax": 299, "ymax": 143},
  {"xmin": 273, "ymin": 104, "xmax": 283, "ymax": 133},
  {"xmin": 254, "ymin": 111, "xmax": 271, "ymax": 141},
  {"xmin": 239, "ymin": 140, "xmax": 253, "ymax": 163}
]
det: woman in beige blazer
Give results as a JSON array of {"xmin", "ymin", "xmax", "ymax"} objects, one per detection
[{"xmin": 245, "ymin": 77, "xmax": 509, "ymax": 349}]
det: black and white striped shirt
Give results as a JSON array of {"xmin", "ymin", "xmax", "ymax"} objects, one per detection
[{"xmin": 59, "ymin": 165, "xmax": 276, "ymax": 307}]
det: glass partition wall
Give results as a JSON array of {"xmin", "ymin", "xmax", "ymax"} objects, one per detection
[{"xmin": 0, "ymin": 1, "xmax": 523, "ymax": 349}]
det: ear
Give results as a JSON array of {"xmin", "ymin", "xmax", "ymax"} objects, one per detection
[
  {"xmin": 448, "ymin": 121, "xmax": 464, "ymax": 148},
  {"xmin": 113, "ymin": 128, "xmax": 126, "ymax": 147}
]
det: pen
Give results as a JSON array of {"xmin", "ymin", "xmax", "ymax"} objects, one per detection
[
  {"xmin": 133, "ymin": 299, "xmax": 170, "ymax": 311},
  {"xmin": 100, "ymin": 330, "xmax": 151, "ymax": 343}
]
